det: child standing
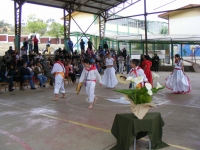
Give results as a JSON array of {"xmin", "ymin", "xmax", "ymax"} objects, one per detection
[
  {"xmin": 129, "ymin": 59, "xmax": 148, "ymax": 88},
  {"xmin": 51, "ymin": 57, "xmax": 66, "ymax": 100},
  {"xmin": 79, "ymin": 58, "xmax": 102, "ymax": 109}
]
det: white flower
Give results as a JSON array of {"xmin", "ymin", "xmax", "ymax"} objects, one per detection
[
  {"xmin": 145, "ymin": 83, "xmax": 152, "ymax": 90},
  {"xmin": 126, "ymin": 76, "xmax": 144, "ymax": 84},
  {"xmin": 126, "ymin": 76, "xmax": 135, "ymax": 82},
  {"xmin": 156, "ymin": 82, "xmax": 163, "ymax": 89},
  {"xmin": 153, "ymin": 72, "xmax": 159, "ymax": 79},
  {"xmin": 134, "ymin": 76, "xmax": 144, "ymax": 85},
  {"xmin": 147, "ymin": 90, "xmax": 153, "ymax": 96}
]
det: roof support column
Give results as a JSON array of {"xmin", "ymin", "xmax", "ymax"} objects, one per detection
[
  {"xmin": 64, "ymin": 4, "xmax": 73, "ymax": 53},
  {"xmin": 144, "ymin": 0, "xmax": 148, "ymax": 55},
  {"xmin": 99, "ymin": 12, "xmax": 107, "ymax": 47},
  {"xmin": 14, "ymin": 0, "xmax": 25, "ymax": 52}
]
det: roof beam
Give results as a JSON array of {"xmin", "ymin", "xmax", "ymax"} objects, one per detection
[
  {"xmin": 90, "ymin": 0, "xmax": 113, "ymax": 6},
  {"xmin": 55, "ymin": 0, "xmax": 106, "ymax": 11},
  {"xmin": 107, "ymin": 5, "xmax": 200, "ymax": 21},
  {"xmin": 107, "ymin": 0, "xmax": 141, "ymax": 19},
  {"xmin": 26, "ymin": 1, "xmax": 63, "ymax": 9}
]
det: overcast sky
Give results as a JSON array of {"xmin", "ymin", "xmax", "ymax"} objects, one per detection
[{"xmin": 0, "ymin": 0, "xmax": 200, "ymax": 24}]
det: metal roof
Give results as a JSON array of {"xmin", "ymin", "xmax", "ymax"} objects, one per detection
[
  {"xmin": 25, "ymin": 0, "xmax": 127, "ymax": 15},
  {"xmin": 158, "ymin": 4, "xmax": 200, "ymax": 20}
]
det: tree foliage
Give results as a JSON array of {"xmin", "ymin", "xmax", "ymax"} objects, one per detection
[
  {"xmin": 47, "ymin": 22, "xmax": 64, "ymax": 38},
  {"xmin": 26, "ymin": 14, "xmax": 47, "ymax": 36},
  {"xmin": 0, "ymin": 20, "xmax": 13, "ymax": 33},
  {"xmin": 160, "ymin": 26, "xmax": 168, "ymax": 35}
]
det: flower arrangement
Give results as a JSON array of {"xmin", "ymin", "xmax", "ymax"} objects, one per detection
[
  {"xmin": 115, "ymin": 75, "xmax": 165, "ymax": 105},
  {"xmin": 115, "ymin": 73, "xmax": 164, "ymax": 119}
]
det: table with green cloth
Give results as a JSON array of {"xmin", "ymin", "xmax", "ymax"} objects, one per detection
[{"xmin": 110, "ymin": 112, "xmax": 169, "ymax": 150}]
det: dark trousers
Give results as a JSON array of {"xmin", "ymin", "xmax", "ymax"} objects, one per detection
[
  {"xmin": 154, "ymin": 63, "xmax": 159, "ymax": 72},
  {"xmin": 29, "ymin": 44, "xmax": 33, "ymax": 51},
  {"xmin": 34, "ymin": 44, "xmax": 39, "ymax": 54},
  {"xmin": 13, "ymin": 76, "xmax": 23, "ymax": 86},
  {"xmin": 3, "ymin": 77, "xmax": 13, "ymax": 91},
  {"xmin": 69, "ymin": 73, "xmax": 76, "ymax": 82}
]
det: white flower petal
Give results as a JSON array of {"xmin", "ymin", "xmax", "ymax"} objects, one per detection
[
  {"xmin": 134, "ymin": 76, "xmax": 144, "ymax": 85},
  {"xmin": 126, "ymin": 76, "xmax": 134, "ymax": 82},
  {"xmin": 156, "ymin": 82, "xmax": 163, "ymax": 89},
  {"xmin": 153, "ymin": 72, "xmax": 159, "ymax": 79},
  {"xmin": 145, "ymin": 83, "xmax": 152, "ymax": 90},
  {"xmin": 147, "ymin": 90, "xmax": 153, "ymax": 96}
]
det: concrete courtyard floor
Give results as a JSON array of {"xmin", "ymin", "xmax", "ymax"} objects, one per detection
[{"xmin": 0, "ymin": 72, "xmax": 199, "ymax": 150}]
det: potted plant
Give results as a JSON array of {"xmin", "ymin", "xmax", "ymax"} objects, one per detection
[{"xmin": 115, "ymin": 75, "xmax": 164, "ymax": 119}]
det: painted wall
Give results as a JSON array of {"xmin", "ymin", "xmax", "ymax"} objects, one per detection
[
  {"xmin": 169, "ymin": 8, "xmax": 200, "ymax": 34},
  {"xmin": 176, "ymin": 44, "xmax": 200, "ymax": 57}
]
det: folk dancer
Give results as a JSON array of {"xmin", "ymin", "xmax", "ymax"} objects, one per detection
[
  {"xmin": 142, "ymin": 55, "xmax": 153, "ymax": 86},
  {"xmin": 51, "ymin": 57, "xmax": 66, "ymax": 101},
  {"xmin": 129, "ymin": 59, "xmax": 148, "ymax": 89},
  {"xmin": 79, "ymin": 58, "xmax": 102, "ymax": 109},
  {"xmin": 101, "ymin": 53, "xmax": 118, "ymax": 88},
  {"xmin": 165, "ymin": 54, "xmax": 191, "ymax": 94}
]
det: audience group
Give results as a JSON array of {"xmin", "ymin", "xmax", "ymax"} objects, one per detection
[{"xmin": 0, "ymin": 38, "xmax": 159, "ymax": 93}]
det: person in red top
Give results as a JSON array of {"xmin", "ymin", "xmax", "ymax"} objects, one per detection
[
  {"xmin": 142, "ymin": 55, "xmax": 153, "ymax": 86},
  {"xmin": 65, "ymin": 62, "xmax": 76, "ymax": 83},
  {"xmin": 33, "ymin": 35, "xmax": 39, "ymax": 54}
]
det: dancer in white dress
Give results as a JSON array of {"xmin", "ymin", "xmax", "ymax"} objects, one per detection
[
  {"xmin": 165, "ymin": 54, "xmax": 191, "ymax": 94},
  {"xmin": 102, "ymin": 53, "xmax": 118, "ymax": 88}
]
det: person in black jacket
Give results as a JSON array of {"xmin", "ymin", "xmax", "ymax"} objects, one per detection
[
  {"xmin": 103, "ymin": 41, "xmax": 108, "ymax": 50},
  {"xmin": 20, "ymin": 62, "xmax": 36, "ymax": 89},
  {"xmin": 153, "ymin": 54, "xmax": 160, "ymax": 72}
]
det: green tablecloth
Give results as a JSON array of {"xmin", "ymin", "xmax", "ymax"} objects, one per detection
[{"xmin": 111, "ymin": 112, "xmax": 169, "ymax": 150}]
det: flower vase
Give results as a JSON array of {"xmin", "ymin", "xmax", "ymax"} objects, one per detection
[{"xmin": 124, "ymin": 95, "xmax": 156, "ymax": 119}]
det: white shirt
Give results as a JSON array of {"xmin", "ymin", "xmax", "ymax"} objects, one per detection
[
  {"xmin": 36, "ymin": 55, "xmax": 43, "ymax": 60},
  {"xmin": 79, "ymin": 66, "xmax": 102, "ymax": 83},
  {"xmin": 129, "ymin": 66, "xmax": 148, "ymax": 82},
  {"xmin": 118, "ymin": 56, "xmax": 124, "ymax": 64},
  {"xmin": 16, "ymin": 54, "xmax": 19, "ymax": 60},
  {"xmin": 27, "ymin": 67, "xmax": 32, "ymax": 72},
  {"xmin": 106, "ymin": 58, "xmax": 114, "ymax": 66},
  {"xmin": 51, "ymin": 63, "xmax": 66, "ymax": 74}
]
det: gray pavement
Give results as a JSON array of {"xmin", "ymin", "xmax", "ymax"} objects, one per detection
[{"xmin": 0, "ymin": 72, "xmax": 199, "ymax": 150}]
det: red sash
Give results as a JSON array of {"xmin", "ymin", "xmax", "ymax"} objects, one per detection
[
  {"xmin": 85, "ymin": 65, "xmax": 97, "ymax": 86},
  {"xmin": 129, "ymin": 66, "xmax": 143, "ymax": 88},
  {"xmin": 130, "ymin": 66, "xmax": 141, "ymax": 77}
]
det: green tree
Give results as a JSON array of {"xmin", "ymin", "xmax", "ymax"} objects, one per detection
[
  {"xmin": 0, "ymin": 20, "xmax": 13, "ymax": 33},
  {"xmin": 26, "ymin": 14, "xmax": 47, "ymax": 36},
  {"xmin": 160, "ymin": 26, "xmax": 168, "ymax": 35},
  {"xmin": 48, "ymin": 22, "xmax": 64, "ymax": 44}
]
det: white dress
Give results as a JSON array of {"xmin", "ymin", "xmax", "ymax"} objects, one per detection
[
  {"xmin": 165, "ymin": 60, "xmax": 191, "ymax": 94},
  {"xmin": 102, "ymin": 58, "xmax": 118, "ymax": 88}
]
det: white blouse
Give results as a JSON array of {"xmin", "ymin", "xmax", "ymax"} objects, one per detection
[
  {"xmin": 106, "ymin": 58, "xmax": 114, "ymax": 66},
  {"xmin": 174, "ymin": 60, "xmax": 183, "ymax": 69}
]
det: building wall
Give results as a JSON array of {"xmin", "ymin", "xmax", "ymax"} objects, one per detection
[
  {"xmin": 70, "ymin": 13, "xmax": 99, "ymax": 34},
  {"xmin": 169, "ymin": 8, "xmax": 200, "ymax": 34}
]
